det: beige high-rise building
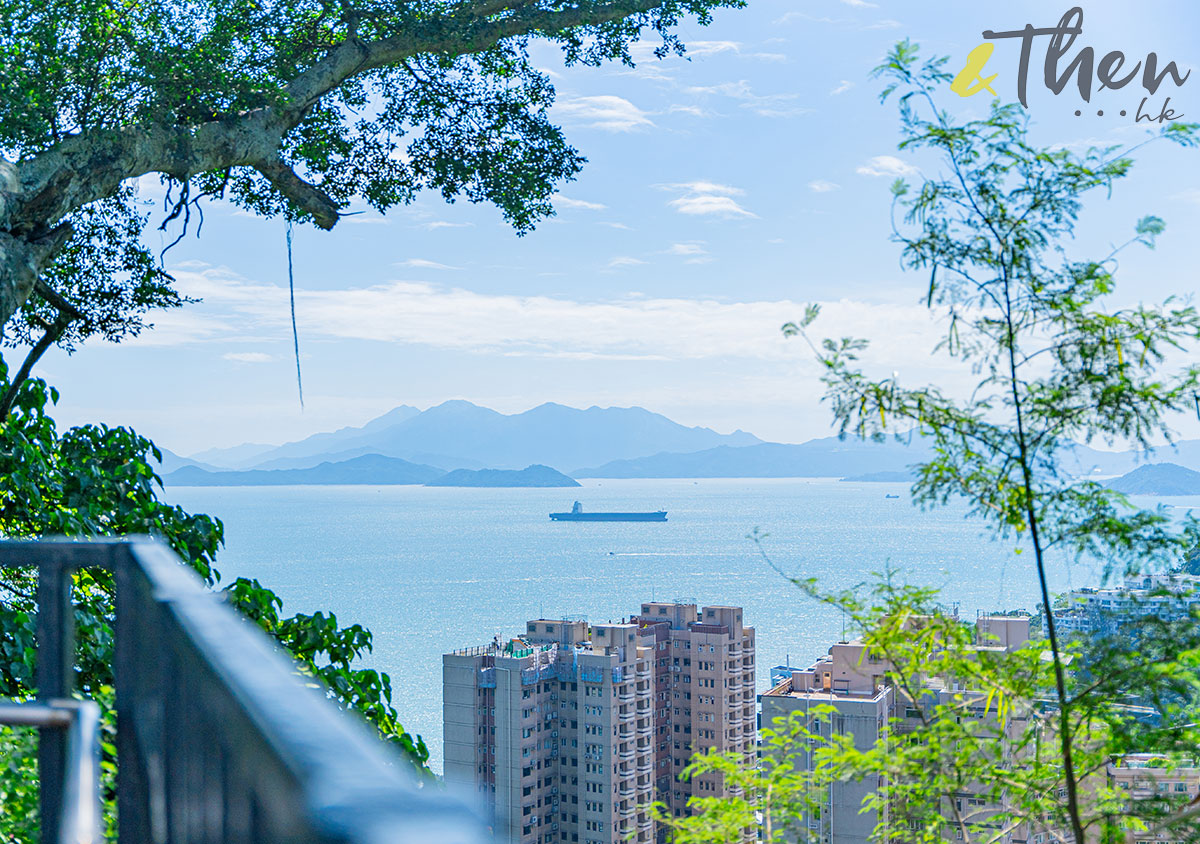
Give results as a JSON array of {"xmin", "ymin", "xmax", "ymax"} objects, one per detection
[
  {"xmin": 443, "ymin": 602, "xmax": 756, "ymax": 844},
  {"xmin": 631, "ymin": 602, "xmax": 757, "ymax": 826}
]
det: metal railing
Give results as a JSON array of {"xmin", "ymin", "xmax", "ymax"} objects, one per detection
[
  {"xmin": 0, "ymin": 699, "xmax": 101, "ymax": 844},
  {"xmin": 0, "ymin": 537, "xmax": 490, "ymax": 844}
]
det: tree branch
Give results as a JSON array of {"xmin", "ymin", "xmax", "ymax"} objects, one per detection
[
  {"xmin": 254, "ymin": 156, "xmax": 340, "ymax": 229},
  {"xmin": 0, "ymin": 0, "xmax": 676, "ymax": 331}
]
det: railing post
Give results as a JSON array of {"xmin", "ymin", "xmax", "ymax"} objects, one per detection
[
  {"xmin": 37, "ymin": 560, "xmax": 74, "ymax": 844},
  {"xmin": 114, "ymin": 546, "xmax": 156, "ymax": 844}
]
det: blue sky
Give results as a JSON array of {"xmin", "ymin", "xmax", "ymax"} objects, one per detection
[{"xmin": 31, "ymin": 0, "xmax": 1200, "ymax": 454}]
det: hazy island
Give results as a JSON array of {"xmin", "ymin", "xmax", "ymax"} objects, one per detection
[
  {"xmin": 425, "ymin": 464, "xmax": 580, "ymax": 488},
  {"xmin": 840, "ymin": 470, "xmax": 915, "ymax": 483},
  {"xmin": 163, "ymin": 454, "xmax": 445, "ymax": 486}
]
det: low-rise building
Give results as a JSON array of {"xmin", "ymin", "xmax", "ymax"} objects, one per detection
[{"xmin": 1052, "ymin": 574, "xmax": 1200, "ymax": 638}]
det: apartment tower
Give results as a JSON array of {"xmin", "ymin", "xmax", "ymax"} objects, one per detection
[
  {"xmin": 760, "ymin": 615, "xmax": 1033, "ymax": 844},
  {"xmin": 443, "ymin": 602, "xmax": 756, "ymax": 844}
]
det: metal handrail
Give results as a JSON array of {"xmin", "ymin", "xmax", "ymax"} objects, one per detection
[
  {"xmin": 0, "ymin": 699, "xmax": 102, "ymax": 844},
  {"xmin": 0, "ymin": 537, "xmax": 490, "ymax": 844}
]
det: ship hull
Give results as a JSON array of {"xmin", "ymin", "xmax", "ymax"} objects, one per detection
[{"xmin": 549, "ymin": 512, "xmax": 667, "ymax": 522}]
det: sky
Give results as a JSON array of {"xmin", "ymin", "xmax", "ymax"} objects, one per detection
[{"xmin": 27, "ymin": 0, "xmax": 1200, "ymax": 455}]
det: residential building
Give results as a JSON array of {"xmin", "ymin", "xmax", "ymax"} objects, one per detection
[
  {"xmin": 632, "ymin": 602, "xmax": 758, "ymax": 830},
  {"xmin": 760, "ymin": 614, "xmax": 1033, "ymax": 844},
  {"xmin": 1051, "ymin": 574, "xmax": 1200, "ymax": 638},
  {"xmin": 443, "ymin": 603, "xmax": 756, "ymax": 844},
  {"xmin": 1107, "ymin": 755, "xmax": 1200, "ymax": 844}
]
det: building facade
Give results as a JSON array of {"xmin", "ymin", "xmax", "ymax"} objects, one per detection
[
  {"xmin": 443, "ymin": 603, "xmax": 756, "ymax": 844},
  {"xmin": 632, "ymin": 602, "xmax": 758, "ymax": 827},
  {"xmin": 1051, "ymin": 573, "xmax": 1200, "ymax": 638},
  {"xmin": 760, "ymin": 615, "xmax": 1034, "ymax": 844}
]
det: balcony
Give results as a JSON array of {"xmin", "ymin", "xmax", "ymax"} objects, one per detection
[{"xmin": 0, "ymin": 538, "xmax": 488, "ymax": 844}]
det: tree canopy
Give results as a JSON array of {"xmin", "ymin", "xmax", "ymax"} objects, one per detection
[{"xmin": 0, "ymin": 0, "xmax": 741, "ymax": 352}]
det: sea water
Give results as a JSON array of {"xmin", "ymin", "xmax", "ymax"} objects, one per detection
[{"xmin": 166, "ymin": 477, "xmax": 1136, "ymax": 772}]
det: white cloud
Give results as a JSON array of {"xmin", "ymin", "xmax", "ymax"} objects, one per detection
[
  {"xmin": 856, "ymin": 155, "xmax": 918, "ymax": 178},
  {"xmin": 665, "ymin": 242, "xmax": 713, "ymax": 265},
  {"xmin": 684, "ymin": 41, "xmax": 786, "ymax": 62},
  {"xmin": 396, "ymin": 258, "xmax": 459, "ymax": 270},
  {"xmin": 684, "ymin": 80, "xmax": 809, "ymax": 118},
  {"xmin": 687, "ymin": 40, "xmax": 742, "ymax": 57},
  {"xmin": 1171, "ymin": 188, "xmax": 1200, "ymax": 204},
  {"xmin": 808, "ymin": 180, "xmax": 841, "ymax": 193},
  {"xmin": 839, "ymin": 0, "xmax": 878, "ymax": 7},
  {"xmin": 161, "ymin": 266, "xmax": 962, "ymax": 370},
  {"xmin": 607, "ymin": 256, "xmax": 647, "ymax": 268},
  {"xmin": 600, "ymin": 222, "xmax": 632, "ymax": 230},
  {"xmin": 223, "ymin": 352, "xmax": 274, "ymax": 363},
  {"xmin": 865, "ymin": 19, "xmax": 902, "ymax": 29},
  {"xmin": 424, "ymin": 221, "xmax": 474, "ymax": 230},
  {"xmin": 556, "ymin": 95, "xmax": 653, "ymax": 132},
  {"xmin": 669, "ymin": 104, "xmax": 716, "ymax": 118},
  {"xmin": 661, "ymin": 182, "xmax": 756, "ymax": 218},
  {"xmin": 555, "ymin": 195, "xmax": 607, "ymax": 211},
  {"xmin": 669, "ymin": 196, "xmax": 757, "ymax": 217},
  {"xmin": 830, "ymin": 80, "xmax": 854, "ymax": 95},
  {"xmin": 663, "ymin": 181, "xmax": 744, "ymax": 197}
]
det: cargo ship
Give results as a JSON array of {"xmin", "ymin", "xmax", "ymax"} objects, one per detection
[{"xmin": 549, "ymin": 501, "xmax": 667, "ymax": 522}]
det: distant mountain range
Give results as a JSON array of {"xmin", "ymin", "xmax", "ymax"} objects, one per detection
[
  {"xmin": 163, "ymin": 401, "xmax": 1200, "ymax": 486},
  {"xmin": 573, "ymin": 438, "xmax": 934, "ymax": 478},
  {"xmin": 183, "ymin": 401, "xmax": 760, "ymax": 473},
  {"xmin": 165, "ymin": 454, "xmax": 444, "ymax": 486},
  {"xmin": 192, "ymin": 405, "xmax": 423, "ymax": 469},
  {"xmin": 1107, "ymin": 463, "xmax": 1200, "ymax": 496}
]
